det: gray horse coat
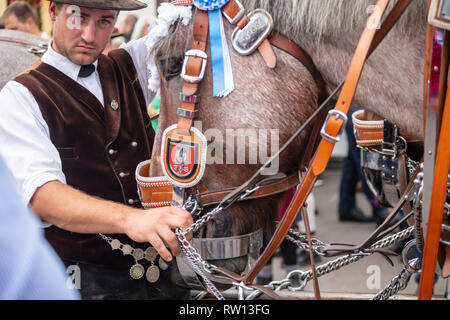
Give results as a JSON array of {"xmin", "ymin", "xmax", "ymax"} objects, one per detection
[{"xmin": 0, "ymin": 29, "xmax": 47, "ymax": 89}]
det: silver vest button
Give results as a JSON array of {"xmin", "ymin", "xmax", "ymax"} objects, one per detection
[
  {"xmin": 130, "ymin": 141, "xmax": 138, "ymax": 148},
  {"xmin": 119, "ymin": 172, "xmax": 129, "ymax": 179},
  {"xmin": 128, "ymin": 199, "xmax": 136, "ymax": 205},
  {"xmin": 111, "ymin": 100, "xmax": 119, "ymax": 111},
  {"xmin": 108, "ymin": 149, "xmax": 116, "ymax": 155}
]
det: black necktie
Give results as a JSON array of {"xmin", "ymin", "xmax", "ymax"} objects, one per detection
[{"xmin": 78, "ymin": 64, "xmax": 96, "ymax": 78}]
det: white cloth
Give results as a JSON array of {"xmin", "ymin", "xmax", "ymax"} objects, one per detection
[
  {"xmin": 40, "ymin": 32, "xmax": 51, "ymax": 40},
  {"xmin": 0, "ymin": 37, "xmax": 155, "ymax": 205}
]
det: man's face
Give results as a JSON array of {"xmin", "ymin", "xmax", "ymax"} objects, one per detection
[
  {"xmin": 50, "ymin": 3, "xmax": 118, "ymax": 65},
  {"xmin": 3, "ymin": 14, "xmax": 33, "ymax": 34}
]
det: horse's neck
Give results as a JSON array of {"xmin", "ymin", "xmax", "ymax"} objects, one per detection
[{"xmin": 296, "ymin": 29, "xmax": 425, "ymax": 139}]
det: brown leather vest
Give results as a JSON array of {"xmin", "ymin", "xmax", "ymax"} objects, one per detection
[{"xmin": 14, "ymin": 49, "xmax": 154, "ymax": 268}]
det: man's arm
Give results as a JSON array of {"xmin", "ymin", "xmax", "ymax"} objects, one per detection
[
  {"xmin": 120, "ymin": 35, "xmax": 154, "ymax": 106},
  {"xmin": 31, "ymin": 180, "xmax": 192, "ymax": 262},
  {"xmin": 0, "ymin": 82, "xmax": 192, "ymax": 262}
]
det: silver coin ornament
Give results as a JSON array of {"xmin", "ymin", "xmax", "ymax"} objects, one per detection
[
  {"xmin": 145, "ymin": 247, "xmax": 158, "ymax": 262},
  {"xmin": 130, "ymin": 263, "xmax": 145, "ymax": 280},
  {"xmin": 146, "ymin": 265, "xmax": 160, "ymax": 283},
  {"xmin": 122, "ymin": 244, "xmax": 133, "ymax": 255},
  {"xmin": 159, "ymin": 257, "xmax": 169, "ymax": 271},
  {"xmin": 101, "ymin": 235, "xmax": 168, "ymax": 283},
  {"xmin": 110, "ymin": 239, "xmax": 121, "ymax": 250},
  {"xmin": 133, "ymin": 248, "xmax": 144, "ymax": 261}
]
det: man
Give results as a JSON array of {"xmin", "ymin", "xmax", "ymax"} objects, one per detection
[
  {"xmin": 118, "ymin": 13, "xmax": 138, "ymax": 43},
  {"xmin": 338, "ymin": 106, "xmax": 387, "ymax": 223},
  {"xmin": 1, "ymin": 1, "xmax": 49, "ymax": 38},
  {"xmin": 0, "ymin": 0, "xmax": 193, "ymax": 300},
  {"xmin": 0, "ymin": 155, "xmax": 79, "ymax": 300}
]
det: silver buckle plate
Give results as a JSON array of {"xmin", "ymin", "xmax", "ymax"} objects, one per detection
[
  {"xmin": 222, "ymin": 0, "xmax": 245, "ymax": 25},
  {"xmin": 231, "ymin": 9, "xmax": 273, "ymax": 56},
  {"xmin": 320, "ymin": 110, "xmax": 348, "ymax": 143},
  {"xmin": 180, "ymin": 49, "xmax": 208, "ymax": 83}
]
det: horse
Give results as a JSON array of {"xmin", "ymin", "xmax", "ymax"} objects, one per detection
[
  {"xmin": 0, "ymin": 29, "xmax": 47, "ymax": 89},
  {"xmin": 143, "ymin": 0, "xmax": 428, "ymax": 292}
]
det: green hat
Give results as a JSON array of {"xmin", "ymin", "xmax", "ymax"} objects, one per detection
[{"xmin": 49, "ymin": 0, "xmax": 148, "ymax": 11}]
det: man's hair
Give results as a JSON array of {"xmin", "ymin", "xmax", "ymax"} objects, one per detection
[{"xmin": 2, "ymin": 1, "xmax": 39, "ymax": 25}]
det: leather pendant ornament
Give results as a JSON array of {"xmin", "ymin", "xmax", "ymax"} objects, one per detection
[{"xmin": 161, "ymin": 124, "xmax": 207, "ymax": 188}]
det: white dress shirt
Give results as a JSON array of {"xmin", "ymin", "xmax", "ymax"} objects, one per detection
[{"xmin": 0, "ymin": 36, "xmax": 155, "ymax": 205}]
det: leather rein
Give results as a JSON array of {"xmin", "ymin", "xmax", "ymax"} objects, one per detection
[{"xmin": 139, "ymin": 0, "xmax": 415, "ymax": 298}]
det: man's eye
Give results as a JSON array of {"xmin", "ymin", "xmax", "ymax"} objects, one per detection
[{"xmin": 99, "ymin": 19, "xmax": 111, "ymax": 26}]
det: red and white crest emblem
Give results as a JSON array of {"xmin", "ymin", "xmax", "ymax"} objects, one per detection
[
  {"xmin": 168, "ymin": 141, "xmax": 197, "ymax": 179},
  {"xmin": 161, "ymin": 125, "xmax": 207, "ymax": 188}
]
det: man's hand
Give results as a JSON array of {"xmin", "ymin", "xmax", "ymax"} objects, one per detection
[
  {"xmin": 31, "ymin": 181, "xmax": 193, "ymax": 263},
  {"xmin": 124, "ymin": 206, "xmax": 193, "ymax": 262}
]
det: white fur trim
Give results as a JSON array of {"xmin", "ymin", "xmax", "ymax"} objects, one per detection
[{"xmin": 146, "ymin": 3, "xmax": 193, "ymax": 93}]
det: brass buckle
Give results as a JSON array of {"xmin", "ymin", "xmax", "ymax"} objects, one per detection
[
  {"xmin": 231, "ymin": 9, "xmax": 273, "ymax": 56},
  {"xmin": 180, "ymin": 49, "xmax": 208, "ymax": 83}
]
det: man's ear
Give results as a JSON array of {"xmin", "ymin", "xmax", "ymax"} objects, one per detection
[
  {"xmin": 49, "ymin": 2, "xmax": 57, "ymax": 21},
  {"xmin": 26, "ymin": 17, "xmax": 35, "ymax": 28}
]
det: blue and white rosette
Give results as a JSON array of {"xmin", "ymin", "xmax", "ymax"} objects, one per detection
[
  {"xmin": 193, "ymin": 0, "xmax": 235, "ymax": 97},
  {"xmin": 193, "ymin": 0, "xmax": 229, "ymax": 11}
]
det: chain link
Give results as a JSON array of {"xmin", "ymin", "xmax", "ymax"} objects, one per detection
[
  {"xmin": 176, "ymin": 228, "xmax": 225, "ymax": 300},
  {"xmin": 372, "ymin": 258, "xmax": 420, "ymax": 300},
  {"xmin": 246, "ymin": 226, "xmax": 416, "ymax": 300},
  {"xmin": 286, "ymin": 228, "xmax": 330, "ymax": 256}
]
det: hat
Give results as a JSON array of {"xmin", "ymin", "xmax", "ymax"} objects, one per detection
[{"xmin": 48, "ymin": 0, "xmax": 147, "ymax": 11}]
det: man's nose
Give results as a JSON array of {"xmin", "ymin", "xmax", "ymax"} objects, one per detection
[{"xmin": 81, "ymin": 20, "xmax": 96, "ymax": 43}]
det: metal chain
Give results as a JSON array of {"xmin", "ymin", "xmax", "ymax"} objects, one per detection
[
  {"xmin": 174, "ymin": 187, "xmax": 267, "ymax": 300},
  {"xmin": 372, "ymin": 258, "xmax": 420, "ymax": 300},
  {"xmin": 246, "ymin": 226, "xmax": 415, "ymax": 300},
  {"xmin": 286, "ymin": 228, "xmax": 330, "ymax": 256},
  {"xmin": 406, "ymin": 157, "xmax": 420, "ymax": 180},
  {"xmin": 182, "ymin": 206, "xmax": 224, "ymax": 235},
  {"xmin": 176, "ymin": 228, "xmax": 225, "ymax": 300}
]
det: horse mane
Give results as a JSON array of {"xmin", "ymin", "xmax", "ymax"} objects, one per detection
[
  {"xmin": 154, "ymin": 0, "xmax": 427, "ymax": 60},
  {"xmin": 243, "ymin": 0, "xmax": 428, "ymax": 42}
]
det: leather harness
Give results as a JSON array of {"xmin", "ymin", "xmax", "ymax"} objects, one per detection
[
  {"xmin": 137, "ymin": 0, "xmax": 443, "ymax": 298},
  {"xmin": 138, "ymin": 0, "xmax": 326, "ymax": 211}
]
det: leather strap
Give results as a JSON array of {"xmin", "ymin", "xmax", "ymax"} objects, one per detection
[
  {"xmin": 322, "ymin": 168, "xmax": 419, "ymax": 257},
  {"xmin": 352, "ymin": 110, "xmax": 385, "ymax": 146},
  {"xmin": 244, "ymin": 0, "xmax": 408, "ymax": 285},
  {"xmin": 300, "ymin": 172, "xmax": 321, "ymax": 299},
  {"xmin": 222, "ymin": 0, "xmax": 277, "ymax": 68},
  {"xmin": 196, "ymin": 173, "xmax": 300, "ymax": 207},
  {"xmin": 137, "ymin": 171, "xmax": 300, "ymax": 208},
  {"xmin": 0, "ymin": 35, "xmax": 41, "ymax": 46},
  {"xmin": 353, "ymin": 110, "xmax": 422, "ymax": 145},
  {"xmin": 177, "ymin": 9, "xmax": 209, "ymax": 136}
]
